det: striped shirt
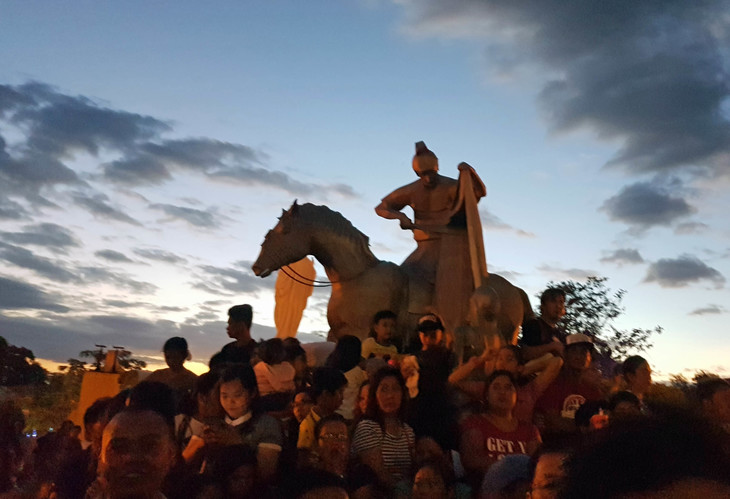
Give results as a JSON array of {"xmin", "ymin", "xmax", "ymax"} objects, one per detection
[{"xmin": 351, "ymin": 419, "xmax": 415, "ymax": 481}]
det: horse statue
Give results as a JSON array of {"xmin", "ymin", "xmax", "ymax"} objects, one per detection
[{"xmin": 252, "ymin": 201, "xmax": 532, "ymax": 349}]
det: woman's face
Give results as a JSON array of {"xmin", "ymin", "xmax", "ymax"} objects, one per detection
[
  {"xmin": 486, "ymin": 375, "xmax": 517, "ymax": 414},
  {"xmin": 495, "ymin": 348, "xmax": 519, "ymax": 373},
  {"xmin": 376, "ymin": 376, "xmax": 403, "ymax": 416},
  {"xmin": 219, "ymin": 380, "xmax": 252, "ymax": 420}
]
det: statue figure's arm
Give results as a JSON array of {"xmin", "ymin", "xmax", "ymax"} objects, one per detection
[{"xmin": 374, "ymin": 187, "xmax": 414, "ymax": 230}]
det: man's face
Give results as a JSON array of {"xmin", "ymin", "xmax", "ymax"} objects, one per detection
[
  {"xmin": 565, "ymin": 345, "xmax": 591, "ymax": 371},
  {"xmin": 292, "ymin": 392, "xmax": 314, "ymax": 422},
  {"xmin": 226, "ymin": 318, "xmax": 247, "ymax": 340},
  {"xmin": 321, "ymin": 387, "xmax": 346, "ymax": 414},
  {"xmin": 164, "ymin": 349, "xmax": 186, "ymax": 370},
  {"xmin": 316, "ymin": 420, "xmax": 349, "ymax": 469},
  {"xmin": 542, "ymin": 296, "xmax": 566, "ymax": 323},
  {"xmin": 100, "ymin": 411, "xmax": 174, "ymax": 499},
  {"xmin": 417, "ymin": 169, "xmax": 439, "ymax": 189}
]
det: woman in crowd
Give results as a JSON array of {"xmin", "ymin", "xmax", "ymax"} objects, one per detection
[
  {"xmin": 459, "ymin": 370, "xmax": 542, "ymax": 490},
  {"xmin": 202, "ymin": 364, "xmax": 283, "ymax": 484},
  {"xmin": 351, "ymin": 367, "xmax": 415, "ymax": 491},
  {"xmin": 254, "ymin": 338, "xmax": 296, "ymax": 397},
  {"xmin": 450, "ymin": 345, "xmax": 563, "ymax": 424}
]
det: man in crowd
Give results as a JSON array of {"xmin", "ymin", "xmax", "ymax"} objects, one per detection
[
  {"xmin": 698, "ymin": 377, "xmax": 730, "ymax": 433},
  {"xmin": 96, "ymin": 409, "xmax": 176, "ymax": 499},
  {"xmin": 211, "ymin": 304, "xmax": 258, "ymax": 366},
  {"xmin": 533, "ymin": 333, "xmax": 603, "ymax": 440},
  {"xmin": 520, "ymin": 288, "xmax": 567, "ymax": 361}
]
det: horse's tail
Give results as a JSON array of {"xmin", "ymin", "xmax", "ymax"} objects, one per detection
[{"xmin": 518, "ymin": 287, "xmax": 535, "ymax": 323}]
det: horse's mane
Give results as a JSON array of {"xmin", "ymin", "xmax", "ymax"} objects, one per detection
[{"xmin": 295, "ymin": 203, "xmax": 377, "ymax": 262}]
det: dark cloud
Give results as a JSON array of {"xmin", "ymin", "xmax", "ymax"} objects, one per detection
[
  {"xmin": 77, "ymin": 266, "xmax": 158, "ymax": 294},
  {"xmin": 480, "ymin": 208, "xmax": 535, "ymax": 237},
  {"xmin": 103, "ymin": 299, "xmax": 147, "ymax": 308},
  {"xmin": 403, "ymin": 1, "xmax": 730, "ymax": 178},
  {"xmin": 689, "ymin": 304, "xmax": 726, "ymax": 316},
  {"xmin": 194, "ymin": 260, "xmax": 275, "ymax": 296},
  {"xmin": 0, "ymin": 242, "xmax": 77, "ymax": 282},
  {"xmin": 1, "ymin": 82, "xmax": 357, "ymax": 205},
  {"xmin": 644, "ymin": 254, "xmax": 725, "ymax": 288},
  {"xmin": 0, "ymin": 276, "xmax": 69, "ymax": 312},
  {"xmin": 149, "ymin": 203, "xmax": 221, "ymax": 228},
  {"xmin": 0, "ymin": 198, "xmax": 28, "ymax": 220},
  {"xmin": 72, "ymin": 192, "xmax": 142, "ymax": 226},
  {"xmin": 601, "ymin": 181, "xmax": 694, "ymax": 230},
  {"xmin": 600, "ymin": 248, "xmax": 645, "ymax": 265},
  {"xmin": 95, "ymin": 249, "xmax": 135, "ymax": 263},
  {"xmin": 133, "ymin": 248, "xmax": 187, "ymax": 265},
  {"xmin": 1, "ymin": 223, "xmax": 80, "ymax": 251},
  {"xmin": 12, "ymin": 82, "xmax": 170, "ymax": 157}
]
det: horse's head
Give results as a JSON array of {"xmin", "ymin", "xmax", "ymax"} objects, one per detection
[{"xmin": 252, "ymin": 201, "xmax": 311, "ymax": 277}]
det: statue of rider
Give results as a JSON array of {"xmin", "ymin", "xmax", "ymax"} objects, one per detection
[{"xmin": 375, "ymin": 141, "xmax": 487, "ymax": 340}]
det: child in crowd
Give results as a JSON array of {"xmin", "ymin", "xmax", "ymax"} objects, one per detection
[
  {"xmin": 205, "ymin": 364, "xmax": 283, "ymax": 484},
  {"xmin": 254, "ymin": 338, "xmax": 296, "ymax": 397},
  {"xmin": 361, "ymin": 310, "xmax": 400, "ymax": 360},
  {"xmin": 297, "ymin": 367, "xmax": 347, "ymax": 462}
]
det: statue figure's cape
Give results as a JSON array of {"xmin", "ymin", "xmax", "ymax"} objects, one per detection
[{"xmin": 451, "ymin": 164, "xmax": 487, "ymax": 288}]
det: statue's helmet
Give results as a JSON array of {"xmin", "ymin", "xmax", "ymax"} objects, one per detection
[{"xmin": 412, "ymin": 141, "xmax": 438, "ymax": 175}]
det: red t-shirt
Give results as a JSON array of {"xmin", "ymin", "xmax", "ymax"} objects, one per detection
[
  {"xmin": 460, "ymin": 414, "xmax": 540, "ymax": 462},
  {"xmin": 534, "ymin": 372, "xmax": 602, "ymax": 420}
]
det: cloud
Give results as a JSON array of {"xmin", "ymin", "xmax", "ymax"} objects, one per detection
[
  {"xmin": 95, "ymin": 249, "xmax": 135, "ymax": 263},
  {"xmin": 133, "ymin": 248, "xmax": 187, "ymax": 265},
  {"xmin": 0, "ymin": 82, "xmax": 358, "ymax": 208},
  {"xmin": 0, "ymin": 276, "xmax": 69, "ymax": 312},
  {"xmin": 600, "ymin": 248, "xmax": 645, "ymax": 265},
  {"xmin": 537, "ymin": 264, "xmax": 598, "ymax": 280},
  {"xmin": 72, "ymin": 192, "xmax": 142, "ymax": 226},
  {"xmin": 149, "ymin": 203, "xmax": 222, "ymax": 228},
  {"xmin": 689, "ymin": 304, "xmax": 726, "ymax": 316},
  {"xmin": 644, "ymin": 254, "xmax": 725, "ymax": 288},
  {"xmin": 674, "ymin": 222, "xmax": 709, "ymax": 235},
  {"xmin": 400, "ymin": 1, "xmax": 730, "ymax": 178},
  {"xmin": 1, "ymin": 223, "xmax": 80, "ymax": 251},
  {"xmin": 0, "ymin": 242, "xmax": 77, "ymax": 282},
  {"xmin": 601, "ymin": 181, "xmax": 694, "ymax": 230},
  {"xmin": 0, "ymin": 198, "xmax": 29, "ymax": 220},
  {"xmin": 77, "ymin": 266, "xmax": 158, "ymax": 294},
  {"xmin": 194, "ymin": 260, "xmax": 275, "ymax": 296},
  {"xmin": 480, "ymin": 208, "xmax": 535, "ymax": 237}
]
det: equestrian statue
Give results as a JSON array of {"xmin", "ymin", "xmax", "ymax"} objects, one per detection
[{"xmin": 252, "ymin": 142, "xmax": 533, "ymax": 354}]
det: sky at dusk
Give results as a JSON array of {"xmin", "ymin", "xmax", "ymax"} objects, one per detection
[{"xmin": 1, "ymin": 1, "xmax": 729, "ymax": 379}]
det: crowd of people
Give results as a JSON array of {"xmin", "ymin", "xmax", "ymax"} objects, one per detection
[{"xmin": 2, "ymin": 294, "xmax": 730, "ymax": 499}]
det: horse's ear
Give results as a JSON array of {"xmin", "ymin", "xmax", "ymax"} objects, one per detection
[{"xmin": 290, "ymin": 199, "xmax": 300, "ymax": 216}]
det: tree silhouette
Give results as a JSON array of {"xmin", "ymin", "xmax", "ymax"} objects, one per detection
[{"xmin": 541, "ymin": 277, "xmax": 662, "ymax": 358}]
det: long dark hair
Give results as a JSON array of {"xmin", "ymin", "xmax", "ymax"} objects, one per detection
[
  {"xmin": 364, "ymin": 366, "xmax": 408, "ymax": 428},
  {"xmin": 325, "ymin": 335, "xmax": 362, "ymax": 372}
]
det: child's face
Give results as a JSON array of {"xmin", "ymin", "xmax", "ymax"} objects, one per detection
[
  {"xmin": 374, "ymin": 318, "xmax": 396, "ymax": 343},
  {"xmin": 219, "ymin": 379, "xmax": 252, "ymax": 419},
  {"xmin": 419, "ymin": 330, "xmax": 443, "ymax": 348}
]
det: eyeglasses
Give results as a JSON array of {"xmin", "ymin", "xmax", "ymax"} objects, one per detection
[{"xmin": 319, "ymin": 433, "xmax": 348, "ymax": 442}]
